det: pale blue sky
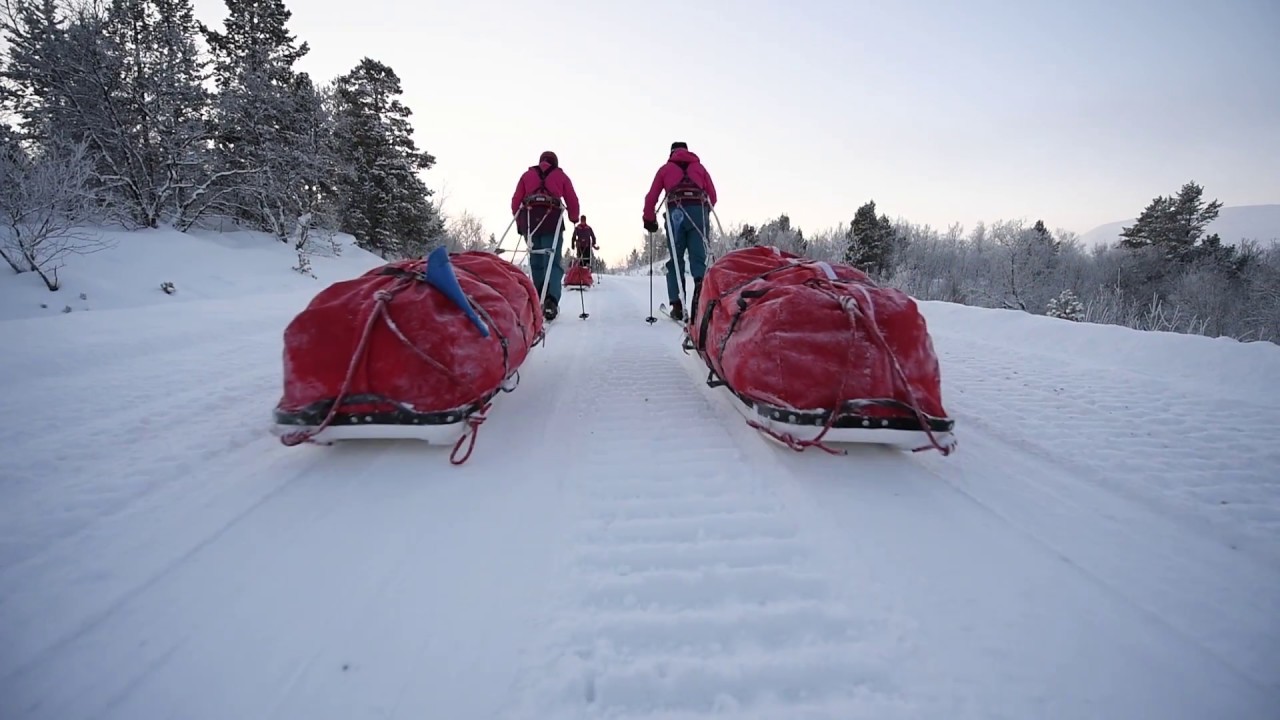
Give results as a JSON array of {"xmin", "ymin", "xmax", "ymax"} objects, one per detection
[{"xmin": 196, "ymin": 0, "xmax": 1280, "ymax": 263}]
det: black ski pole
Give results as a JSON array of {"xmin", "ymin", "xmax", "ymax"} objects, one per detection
[
  {"xmin": 663, "ymin": 210, "xmax": 688, "ymax": 321},
  {"xmin": 645, "ymin": 230, "xmax": 657, "ymax": 324},
  {"xmin": 578, "ymin": 282, "xmax": 588, "ymax": 319}
]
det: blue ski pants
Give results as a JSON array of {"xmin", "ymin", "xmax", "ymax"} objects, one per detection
[
  {"xmin": 664, "ymin": 204, "xmax": 709, "ymax": 304},
  {"xmin": 530, "ymin": 230, "xmax": 564, "ymax": 304}
]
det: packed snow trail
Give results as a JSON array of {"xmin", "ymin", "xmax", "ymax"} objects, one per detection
[
  {"xmin": 498, "ymin": 279, "xmax": 1280, "ymax": 719},
  {"xmin": 0, "ymin": 294, "xmax": 583, "ymax": 720},
  {"xmin": 499, "ymin": 304, "xmax": 919, "ymax": 718},
  {"xmin": 1, "ymin": 275, "xmax": 1278, "ymax": 719}
]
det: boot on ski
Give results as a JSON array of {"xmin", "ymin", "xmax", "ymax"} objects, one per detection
[
  {"xmin": 543, "ymin": 295, "xmax": 559, "ymax": 321},
  {"xmin": 668, "ymin": 300, "xmax": 683, "ymax": 321}
]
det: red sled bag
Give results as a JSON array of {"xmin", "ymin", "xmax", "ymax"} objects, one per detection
[
  {"xmin": 687, "ymin": 246, "xmax": 955, "ymax": 454},
  {"xmin": 564, "ymin": 263, "xmax": 594, "ymax": 288},
  {"xmin": 272, "ymin": 247, "xmax": 543, "ymax": 464}
]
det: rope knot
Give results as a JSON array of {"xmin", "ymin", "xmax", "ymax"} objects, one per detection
[{"xmin": 450, "ymin": 402, "xmax": 492, "ymax": 465}]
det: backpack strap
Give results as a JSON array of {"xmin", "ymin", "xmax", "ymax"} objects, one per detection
[
  {"xmin": 668, "ymin": 160, "xmax": 705, "ymax": 205},
  {"xmin": 522, "ymin": 166, "xmax": 559, "ymax": 208}
]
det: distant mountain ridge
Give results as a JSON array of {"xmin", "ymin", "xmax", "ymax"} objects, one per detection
[{"xmin": 1080, "ymin": 204, "xmax": 1280, "ymax": 247}]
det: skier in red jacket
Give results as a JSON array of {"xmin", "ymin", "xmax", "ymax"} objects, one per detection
[
  {"xmin": 643, "ymin": 142, "xmax": 717, "ymax": 322},
  {"xmin": 572, "ymin": 216, "xmax": 598, "ymax": 268},
  {"xmin": 512, "ymin": 151, "xmax": 580, "ymax": 320}
]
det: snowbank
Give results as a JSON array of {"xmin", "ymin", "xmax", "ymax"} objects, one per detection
[
  {"xmin": 0, "ymin": 225, "xmax": 386, "ymax": 322},
  {"xmin": 918, "ymin": 300, "xmax": 1280, "ymax": 403}
]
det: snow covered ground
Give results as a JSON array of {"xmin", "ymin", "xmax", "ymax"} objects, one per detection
[
  {"xmin": 0, "ymin": 225, "xmax": 384, "ymax": 322},
  {"xmin": 2, "ymin": 229, "xmax": 1279, "ymax": 719}
]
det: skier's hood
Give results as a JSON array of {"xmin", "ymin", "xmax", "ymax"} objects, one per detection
[{"xmin": 669, "ymin": 148, "xmax": 700, "ymax": 164}]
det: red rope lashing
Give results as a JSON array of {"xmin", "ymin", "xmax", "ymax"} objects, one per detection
[
  {"xmin": 837, "ymin": 288, "xmax": 953, "ymax": 456},
  {"xmin": 280, "ymin": 275, "xmax": 501, "ymax": 464},
  {"xmin": 381, "ymin": 303, "xmax": 471, "ymax": 390},
  {"xmin": 740, "ymin": 278, "xmax": 953, "ymax": 456},
  {"xmin": 280, "ymin": 286, "xmax": 401, "ymax": 447},
  {"xmin": 449, "ymin": 402, "xmax": 491, "ymax": 465},
  {"xmin": 748, "ymin": 291, "xmax": 850, "ymax": 455}
]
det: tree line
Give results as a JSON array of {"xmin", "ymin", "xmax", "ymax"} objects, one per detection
[
  {"xmin": 1, "ymin": 0, "xmax": 444, "ymax": 288},
  {"xmin": 4, "ymin": 0, "xmax": 1272, "ymax": 344},
  {"xmin": 622, "ymin": 182, "xmax": 1280, "ymax": 344}
]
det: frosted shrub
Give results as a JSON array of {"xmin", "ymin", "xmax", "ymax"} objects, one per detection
[
  {"xmin": 292, "ymin": 250, "xmax": 315, "ymax": 278},
  {"xmin": 1046, "ymin": 289, "xmax": 1084, "ymax": 321},
  {"xmin": 0, "ymin": 138, "xmax": 109, "ymax": 290}
]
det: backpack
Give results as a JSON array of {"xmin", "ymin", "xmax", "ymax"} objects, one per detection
[
  {"xmin": 522, "ymin": 166, "xmax": 560, "ymax": 209},
  {"xmin": 669, "ymin": 161, "xmax": 706, "ymax": 204}
]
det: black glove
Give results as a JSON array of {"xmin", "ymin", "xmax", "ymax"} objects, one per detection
[{"xmin": 644, "ymin": 219, "xmax": 659, "ymax": 233}]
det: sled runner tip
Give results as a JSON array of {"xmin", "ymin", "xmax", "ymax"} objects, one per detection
[{"xmin": 736, "ymin": 402, "xmax": 956, "ymax": 455}]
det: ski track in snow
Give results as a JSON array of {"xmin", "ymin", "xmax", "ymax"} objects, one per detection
[
  {"xmin": 0, "ymin": 321, "xmax": 286, "ymax": 565},
  {"xmin": 499, "ymin": 310, "xmax": 920, "ymax": 719},
  {"xmin": 1, "ymin": 294, "xmax": 575, "ymax": 720},
  {"xmin": 921, "ymin": 326, "xmax": 1280, "ymax": 692},
  {"xmin": 2, "ymin": 274, "xmax": 1278, "ymax": 719},
  {"xmin": 930, "ymin": 328, "xmax": 1280, "ymax": 559},
  {"xmin": 497, "ymin": 280, "xmax": 1280, "ymax": 719}
]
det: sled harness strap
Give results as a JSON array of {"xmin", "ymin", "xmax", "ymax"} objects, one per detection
[
  {"xmin": 514, "ymin": 166, "xmax": 564, "ymax": 239},
  {"xmin": 667, "ymin": 161, "xmax": 706, "ymax": 207}
]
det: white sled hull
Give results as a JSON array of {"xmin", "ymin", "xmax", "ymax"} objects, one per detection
[
  {"xmin": 675, "ymin": 336, "xmax": 955, "ymax": 454},
  {"xmin": 270, "ymin": 380, "xmax": 519, "ymax": 448},
  {"xmin": 727, "ymin": 398, "xmax": 956, "ymax": 452},
  {"xmin": 269, "ymin": 421, "xmax": 468, "ymax": 445}
]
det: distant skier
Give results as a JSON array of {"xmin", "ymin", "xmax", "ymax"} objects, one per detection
[
  {"xmin": 642, "ymin": 141, "xmax": 717, "ymax": 322},
  {"xmin": 572, "ymin": 215, "xmax": 599, "ymax": 268},
  {"xmin": 512, "ymin": 150, "xmax": 580, "ymax": 320}
]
